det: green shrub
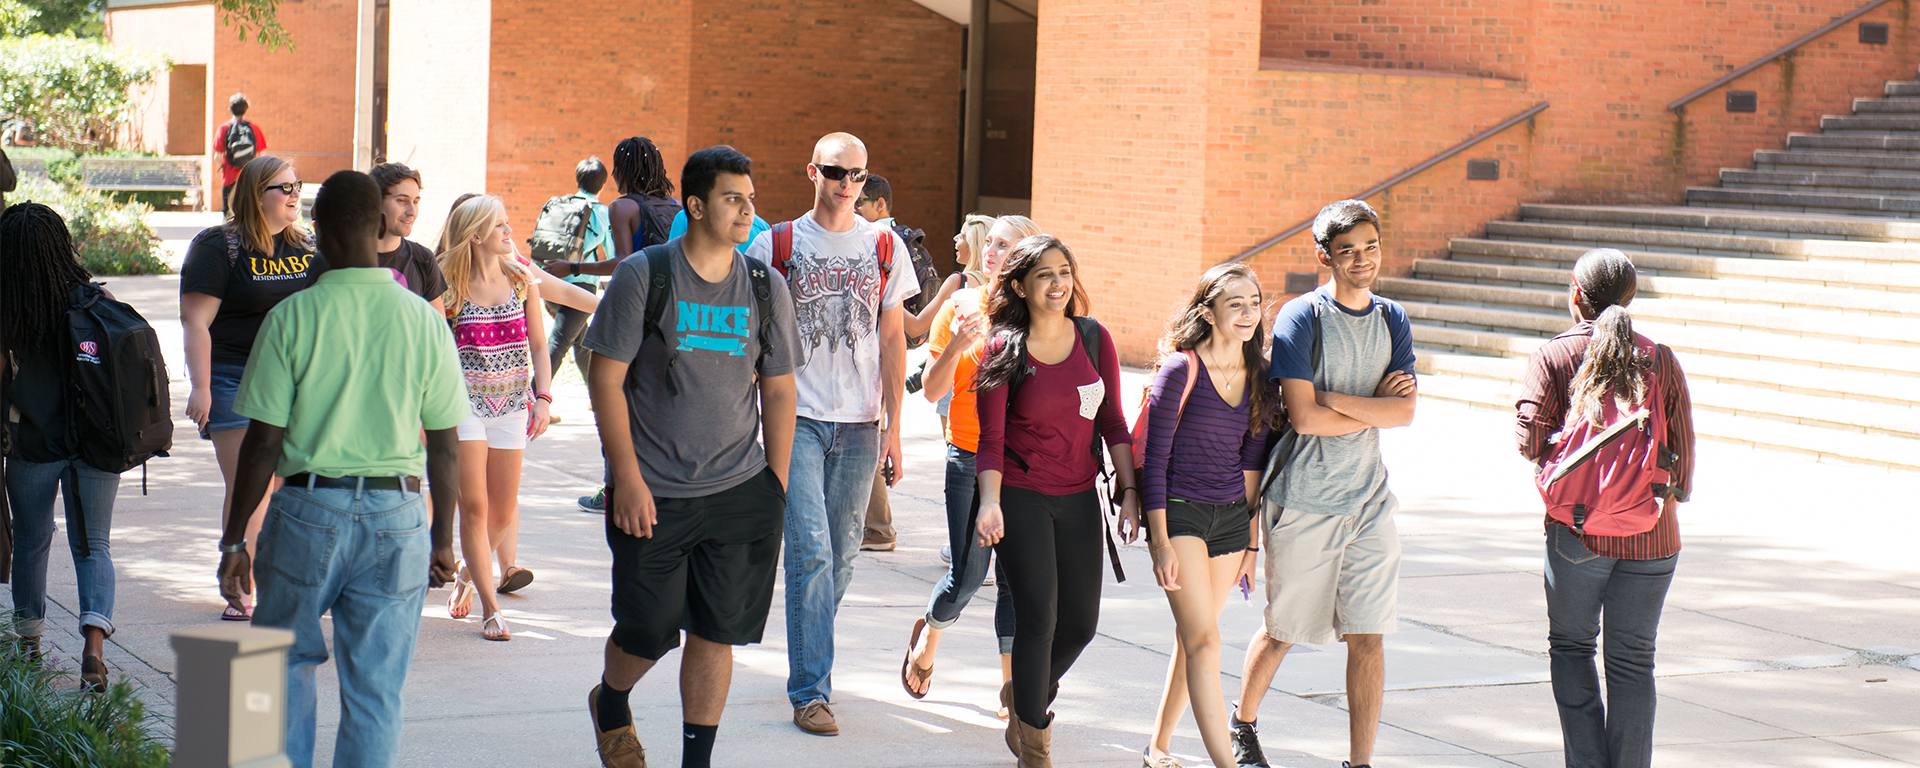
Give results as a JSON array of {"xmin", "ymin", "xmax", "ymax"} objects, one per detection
[
  {"xmin": 12, "ymin": 177, "xmax": 170, "ymax": 276},
  {"xmin": 0, "ymin": 33, "xmax": 166, "ymax": 152},
  {"xmin": 0, "ymin": 634, "xmax": 172, "ymax": 768}
]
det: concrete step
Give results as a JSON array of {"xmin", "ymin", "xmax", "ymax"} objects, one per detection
[
  {"xmin": 1484, "ymin": 220, "xmax": 1920, "ymax": 265},
  {"xmin": 1443, "ymin": 237, "xmax": 1920, "ymax": 293},
  {"xmin": 1819, "ymin": 115, "xmax": 1920, "ymax": 132},
  {"xmin": 1421, "ymin": 255, "xmax": 1920, "ymax": 314},
  {"xmin": 1413, "ymin": 343, "xmax": 1920, "ymax": 408},
  {"xmin": 1720, "ymin": 168, "xmax": 1920, "ymax": 198},
  {"xmin": 1852, "ymin": 98, "xmax": 1920, "ymax": 114},
  {"xmin": 1785, "ymin": 132, "xmax": 1920, "ymax": 153},
  {"xmin": 1403, "ymin": 302, "xmax": 1920, "ymax": 374},
  {"xmin": 1517, "ymin": 204, "xmax": 1920, "ymax": 243},
  {"xmin": 1388, "ymin": 282, "xmax": 1920, "ymax": 344},
  {"xmin": 1753, "ymin": 149, "xmax": 1920, "ymax": 175},
  {"xmin": 1886, "ymin": 81, "xmax": 1920, "ymax": 97},
  {"xmin": 1685, "ymin": 187, "xmax": 1920, "ymax": 220}
]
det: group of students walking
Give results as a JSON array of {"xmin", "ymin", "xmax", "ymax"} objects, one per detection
[{"xmin": 0, "ymin": 124, "xmax": 1693, "ymax": 768}]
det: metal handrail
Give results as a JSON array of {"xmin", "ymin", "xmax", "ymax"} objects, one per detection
[
  {"xmin": 1225, "ymin": 101, "xmax": 1550, "ymax": 265},
  {"xmin": 1667, "ymin": 0, "xmax": 1895, "ymax": 112}
]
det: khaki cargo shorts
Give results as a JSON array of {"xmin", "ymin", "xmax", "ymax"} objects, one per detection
[{"xmin": 1260, "ymin": 496, "xmax": 1401, "ymax": 645}]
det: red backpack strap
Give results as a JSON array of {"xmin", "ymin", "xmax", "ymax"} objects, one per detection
[
  {"xmin": 771, "ymin": 221, "xmax": 794, "ymax": 277},
  {"xmin": 1173, "ymin": 350, "xmax": 1200, "ymax": 422},
  {"xmin": 875, "ymin": 228, "xmax": 893, "ymax": 298}
]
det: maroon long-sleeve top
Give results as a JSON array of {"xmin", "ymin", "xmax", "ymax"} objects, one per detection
[
  {"xmin": 1516, "ymin": 321, "xmax": 1696, "ymax": 560},
  {"xmin": 976, "ymin": 322, "xmax": 1132, "ymax": 495}
]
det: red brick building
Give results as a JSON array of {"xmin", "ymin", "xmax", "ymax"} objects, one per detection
[{"xmin": 111, "ymin": 0, "xmax": 1917, "ymax": 359}]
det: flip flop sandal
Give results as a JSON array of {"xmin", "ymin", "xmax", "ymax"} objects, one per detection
[
  {"xmin": 220, "ymin": 605, "xmax": 253, "ymax": 621},
  {"xmin": 447, "ymin": 562, "xmax": 475, "ymax": 619},
  {"xmin": 482, "ymin": 612, "xmax": 511, "ymax": 641},
  {"xmin": 901, "ymin": 618, "xmax": 933, "ymax": 699},
  {"xmin": 496, "ymin": 566, "xmax": 534, "ymax": 594}
]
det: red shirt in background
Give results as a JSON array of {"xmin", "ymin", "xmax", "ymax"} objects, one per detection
[
  {"xmin": 214, "ymin": 119, "xmax": 267, "ymax": 186},
  {"xmin": 975, "ymin": 320, "xmax": 1132, "ymax": 495}
]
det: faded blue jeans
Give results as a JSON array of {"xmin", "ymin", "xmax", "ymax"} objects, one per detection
[
  {"xmin": 1544, "ymin": 523, "xmax": 1677, "ymax": 768},
  {"xmin": 6, "ymin": 458, "xmax": 119, "ymax": 638},
  {"xmin": 924, "ymin": 444, "xmax": 1015, "ymax": 654},
  {"xmin": 252, "ymin": 481, "xmax": 432, "ymax": 768},
  {"xmin": 783, "ymin": 416, "xmax": 879, "ymax": 708}
]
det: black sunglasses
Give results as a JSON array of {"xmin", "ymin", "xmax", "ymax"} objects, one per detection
[
  {"xmin": 815, "ymin": 164, "xmax": 869, "ymax": 184},
  {"xmin": 266, "ymin": 181, "xmax": 304, "ymax": 196}
]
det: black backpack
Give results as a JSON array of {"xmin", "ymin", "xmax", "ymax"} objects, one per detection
[
  {"xmin": 639, "ymin": 245, "xmax": 775, "ymax": 396},
  {"xmin": 625, "ymin": 194, "xmax": 684, "ymax": 251},
  {"xmin": 223, "ymin": 119, "xmax": 257, "ymax": 169},
  {"xmin": 527, "ymin": 195, "xmax": 597, "ymax": 263},
  {"xmin": 892, "ymin": 224, "xmax": 941, "ymax": 348},
  {"xmin": 66, "ymin": 282, "xmax": 173, "ymax": 475}
]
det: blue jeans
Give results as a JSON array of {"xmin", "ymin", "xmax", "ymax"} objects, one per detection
[
  {"xmin": 783, "ymin": 416, "xmax": 879, "ymax": 707},
  {"xmin": 6, "ymin": 458, "xmax": 118, "ymax": 637},
  {"xmin": 1544, "ymin": 524, "xmax": 1677, "ymax": 768},
  {"xmin": 252, "ymin": 482, "xmax": 432, "ymax": 768},
  {"xmin": 924, "ymin": 444, "xmax": 1015, "ymax": 654}
]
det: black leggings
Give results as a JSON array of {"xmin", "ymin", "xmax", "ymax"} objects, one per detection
[{"xmin": 994, "ymin": 485, "xmax": 1103, "ymax": 729}]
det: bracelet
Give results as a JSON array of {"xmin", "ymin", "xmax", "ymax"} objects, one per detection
[
  {"xmin": 534, "ymin": 392, "xmax": 553, "ymax": 403},
  {"xmin": 569, "ymin": 261, "xmax": 580, "ymax": 277},
  {"xmin": 1247, "ymin": 547, "xmax": 1260, "ymax": 553},
  {"xmin": 219, "ymin": 539, "xmax": 247, "ymax": 554}
]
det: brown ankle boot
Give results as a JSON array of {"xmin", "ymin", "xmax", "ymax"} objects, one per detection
[
  {"xmin": 1000, "ymin": 681, "xmax": 1019, "ymax": 756},
  {"xmin": 1014, "ymin": 714, "xmax": 1053, "ymax": 768}
]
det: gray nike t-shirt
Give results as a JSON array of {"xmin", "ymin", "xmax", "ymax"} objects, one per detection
[{"xmin": 583, "ymin": 241, "xmax": 800, "ymax": 497}]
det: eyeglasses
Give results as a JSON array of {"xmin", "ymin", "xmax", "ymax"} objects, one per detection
[
  {"xmin": 856, "ymin": 197, "xmax": 879, "ymax": 206},
  {"xmin": 815, "ymin": 165, "xmax": 869, "ymax": 184},
  {"xmin": 265, "ymin": 181, "xmax": 304, "ymax": 196}
]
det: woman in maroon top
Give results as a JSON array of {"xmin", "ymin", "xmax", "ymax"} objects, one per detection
[
  {"xmin": 1514, "ymin": 248, "xmax": 1694, "ymax": 768},
  {"xmin": 974, "ymin": 234, "xmax": 1139, "ymax": 767}
]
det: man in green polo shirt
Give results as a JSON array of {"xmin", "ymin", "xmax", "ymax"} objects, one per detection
[{"xmin": 215, "ymin": 170, "xmax": 467, "ymax": 768}]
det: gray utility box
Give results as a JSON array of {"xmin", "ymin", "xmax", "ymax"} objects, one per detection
[{"xmin": 170, "ymin": 624, "xmax": 295, "ymax": 768}]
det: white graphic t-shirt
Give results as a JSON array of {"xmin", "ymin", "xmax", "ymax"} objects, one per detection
[{"xmin": 746, "ymin": 213, "xmax": 920, "ymax": 422}]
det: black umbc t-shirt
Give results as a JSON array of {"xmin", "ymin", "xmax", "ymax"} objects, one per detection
[
  {"xmin": 180, "ymin": 227, "xmax": 328, "ymax": 366},
  {"xmin": 378, "ymin": 239, "xmax": 448, "ymax": 303}
]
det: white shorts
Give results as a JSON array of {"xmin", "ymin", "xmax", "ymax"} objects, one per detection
[
  {"xmin": 456, "ymin": 409, "xmax": 528, "ymax": 450},
  {"xmin": 1261, "ymin": 496, "xmax": 1401, "ymax": 645}
]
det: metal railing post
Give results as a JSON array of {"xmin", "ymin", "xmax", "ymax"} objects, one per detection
[{"xmin": 169, "ymin": 625, "xmax": 296, "ymax": 768}]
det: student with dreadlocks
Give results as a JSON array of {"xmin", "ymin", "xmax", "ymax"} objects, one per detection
[
  {"xmin": 1, "ymin": 203, "xmax": 125, "ymax": 691},
  {"xmin": 180, "ymin": 155, "xmax": 327, "ymax": 621},
  {"xmin": 1516, "ymin": 248, "xmax": 1694, "ymax": 768}
]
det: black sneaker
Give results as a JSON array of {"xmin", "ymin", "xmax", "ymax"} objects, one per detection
[
  {"xmin": 578, "ymin": 488, "xmax": 607, "ymax": 513},
  {"xmin": 1342, "ymin": 763, "xmax": 1371, "ymax": 768},
  {"xmin": 1230, "ymin": 703, "xmax": 1269, "ymax": 767}
]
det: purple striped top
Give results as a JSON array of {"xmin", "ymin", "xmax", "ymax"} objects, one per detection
[{"xmin": 1141, "ymin": 352, "xmax": 1270, "ymax": 511}]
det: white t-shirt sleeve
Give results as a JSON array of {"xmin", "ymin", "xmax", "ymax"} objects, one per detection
[
  {"xmin": 743, "ymin": 230, "xmax": 773, "ymax": 266},
  {"xmin": 880, "ymin": 230, "xmax": 919, "ymax": 310}
]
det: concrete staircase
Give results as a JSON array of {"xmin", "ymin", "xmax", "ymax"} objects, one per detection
[{"xmin": 1375, "ymin": 77, "xmax": 1920, "ymax": 471}]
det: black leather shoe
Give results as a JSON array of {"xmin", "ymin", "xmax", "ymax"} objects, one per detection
[{"xmin": 1230, "ymin": 702, "xmax": 1270, "ymax": 767}]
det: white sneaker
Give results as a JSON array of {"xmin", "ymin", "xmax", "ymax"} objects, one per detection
[{"xmin": 940, "ymin": 545, "xmax": 952, "ymax": 564}]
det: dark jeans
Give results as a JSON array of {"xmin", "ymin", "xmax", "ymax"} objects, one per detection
[
  {"xmin": 995, "ymin": 485, "xmax": 1103, "ymax": 729},
  {"xmin": 547, "ymin": 282, "xmax": 598, "ymax": 381},
  {"xmin": 1544, "ymin": 523, "xmax": 1677, "ymax": 768},
  {"xmin": 924, "ymin": 444, "xmax": 1014, "ymax": 653}
]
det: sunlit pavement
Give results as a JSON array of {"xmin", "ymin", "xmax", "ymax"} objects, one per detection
[{"xmin": 8, "ymin": 275, "xmax": 1916, "ymax": 767}]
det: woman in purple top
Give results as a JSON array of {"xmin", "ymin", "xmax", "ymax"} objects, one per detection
[{"xmin": 1140, "ymin": 263, "xmax": 1275, "ymax": 768}]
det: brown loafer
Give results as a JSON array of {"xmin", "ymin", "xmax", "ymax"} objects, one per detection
[
  {"xmin": 589, "ymin": 684, "xmax": 647, "ymax": 767},
  {"xmin": 793, "ymin": 701, "xmax": 839, "ymax": 736}
]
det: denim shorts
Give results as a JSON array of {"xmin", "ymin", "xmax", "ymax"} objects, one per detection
[
  {"xmin": 1165, "ymin": 498, "xmax": 1253, "ymax": 557},
  {"xmin": 200, "ymin": 360, "xmax": 251, "ymax": 438}
]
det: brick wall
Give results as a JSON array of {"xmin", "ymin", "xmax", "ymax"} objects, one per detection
[
  {"xmin": 208, "ymin": 0, "xmax": 360, "ymax": 210},
  {"xmin": 389, "ymin": 0, "xmax": 500, "ymax": 244}
]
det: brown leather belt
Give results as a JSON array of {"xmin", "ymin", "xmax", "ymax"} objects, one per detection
[{"xmin": 286, "ymin": 473, "xmax": 421, "ymax": 492}]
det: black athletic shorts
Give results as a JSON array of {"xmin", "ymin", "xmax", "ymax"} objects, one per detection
[
  {"xmin": 607, "ymin": 467, "xmax": 785, "ymax": 661},
  {"xmin": 1164, "ymin": 498, "xmax": 1253, "ymax": 558}
]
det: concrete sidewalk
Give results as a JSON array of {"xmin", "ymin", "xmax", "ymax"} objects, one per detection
[{"xmin": 8, "ymin": 275, "xmax": 1915, "ymax": 767}]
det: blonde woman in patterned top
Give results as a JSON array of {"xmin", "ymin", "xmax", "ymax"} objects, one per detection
[{"xmin": 436, "ymin": 195, "xmax": 553, "ymax": 640}]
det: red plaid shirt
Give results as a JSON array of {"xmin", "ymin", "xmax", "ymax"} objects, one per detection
[{"xmin": 1516, "ymin": 321, "xmax": 1695, "ymax": 560}]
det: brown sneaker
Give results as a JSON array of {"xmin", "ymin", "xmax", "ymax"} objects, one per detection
[
  {"xmin": 793, "ymin": 701, "xmax": 839, "ymax": 736},
  {"xmin": 859, "ymin": 538, "xmax": 896, "ymax": 552},
  {"xmin": 588, "ymin": 684, "xmax": 647, "ymax": 767}
]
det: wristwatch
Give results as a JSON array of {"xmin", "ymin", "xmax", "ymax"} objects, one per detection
[
  {"xmin": 569, "ymin": 261, "xmax": 580, "ymax": 277},
  {"xmin": 219, "ymin": 539, "xmax": 247, "ymax": 554}
]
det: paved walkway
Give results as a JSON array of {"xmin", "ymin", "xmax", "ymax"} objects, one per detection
[{"xmin": 9, "ymin": 275, "xmax": 1916, "ymax": 767}]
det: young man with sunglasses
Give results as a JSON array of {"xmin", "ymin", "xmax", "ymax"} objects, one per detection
[{"xmin": 745, "ymin": 132, "xmax": 918, "ymax": 736}]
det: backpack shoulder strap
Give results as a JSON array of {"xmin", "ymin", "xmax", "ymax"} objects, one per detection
[
  {"xmin": 748, "ymin": 258, "xmax": 775, "ymax": 372},
  {"xmin": 771, "ymin": 221, "xmax": 795, "ymax": 276},
  {"xmin": 1071, "ymin": 316, "xmax": 1101, "ymax": 371},
  {"xmin": 875, "ymin": 228, "xmax": 893, "ymax": 297},
  {"xmin": 641, "ymin": 246, "xmax": 680, "ymax": 396},
  {"xmin": 224, "ymin": 230, "xmax": 241, "ymax": 268},
  {"xmin": 1173, "ymin": 349, "xmax": 1200, "ymax": 422}
]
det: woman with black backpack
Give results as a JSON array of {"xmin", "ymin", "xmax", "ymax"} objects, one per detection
[
  {"xmin": 973, "ymin": 234, "xmax": 1139, "ymax": 767},
  {"xmin": 1516, "ymin": 248, "xmax": 1695, "ymax": 768},
  {"xmin": 1, "ymin": 203, "xmax": 124, "ymax": 691}
]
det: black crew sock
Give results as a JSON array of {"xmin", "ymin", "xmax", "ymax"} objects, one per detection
[
  {"xmin": 596, "ymin": 678, "xmax": 633, "ymax": 731},
  {"xmin": 681, "ymin": 722, "xmax": 718, "ymax": 768}
]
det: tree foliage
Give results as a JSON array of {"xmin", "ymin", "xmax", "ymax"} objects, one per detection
[
  {"xmin": 0, "ymin": 31, "xmax": 166, "ymax": 151},
  {"xmin": 214, "ymin": 0, "xmax": 291, "ymax": 50},
  {"xmin": 17, "ymin": 0, "xmax": 104, "ymax": 37}
]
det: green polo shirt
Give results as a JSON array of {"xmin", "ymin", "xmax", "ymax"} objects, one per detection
[{"xmin": 234, "ymin": 267, "xmax": 469, "ymax": 478}]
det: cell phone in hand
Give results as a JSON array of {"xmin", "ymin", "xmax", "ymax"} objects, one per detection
[
  {"xmin": 882, "ymin": 456, "xmax": 896, "ymax": 487},
  {"xmin": 1239, "ymin": 575, "xmax": 1252, "ymax": 602}
]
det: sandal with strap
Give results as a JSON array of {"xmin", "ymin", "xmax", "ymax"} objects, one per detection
[
  {"xmin": 482, "ymin": 612, "xmax": 511, "ymax": 641},
  {"xmin": 447, "ymin": 562, "xmax": 474, "ymax": 619},
  {"xmin": 902, "ymin": 618, "xmax": 934, "ymax": 699}
]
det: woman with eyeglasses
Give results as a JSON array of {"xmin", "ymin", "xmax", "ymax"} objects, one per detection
[{"xmin": 180, "ymin": 155, "xmax": 328, "ymax": 621}]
